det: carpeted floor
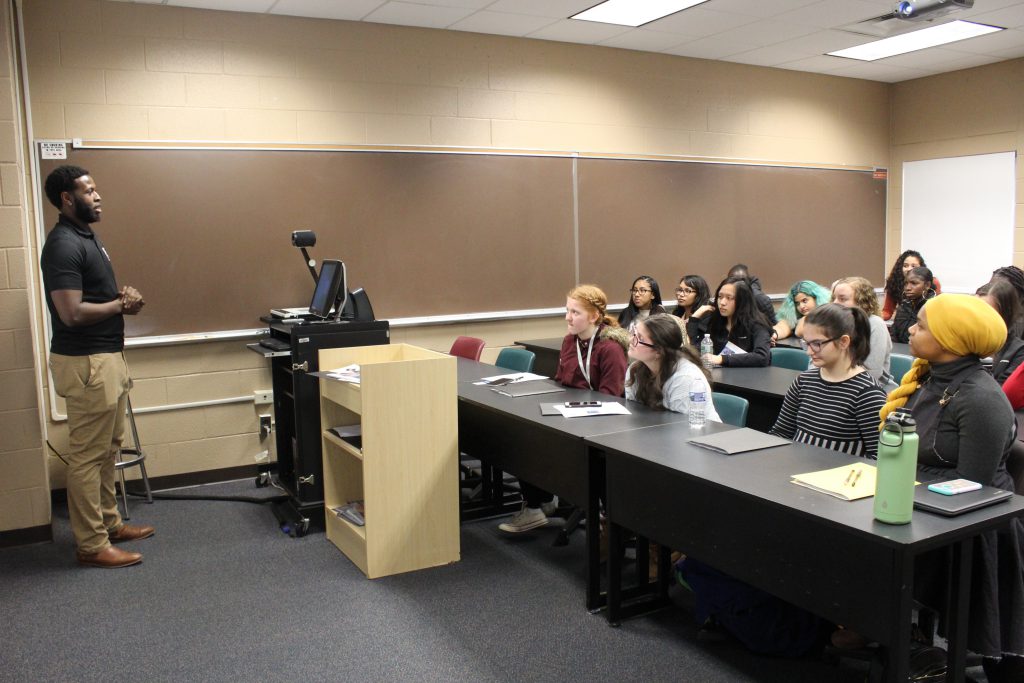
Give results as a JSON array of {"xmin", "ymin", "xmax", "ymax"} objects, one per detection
[{"xmin": 0, "ymin": 480, "xmax": 980, "ymax": 682}]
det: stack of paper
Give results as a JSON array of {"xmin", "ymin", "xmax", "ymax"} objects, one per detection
[
  {"xmin": 791, "ymin": 462, "xmax": 877, "ymax": 501},
  {"xmin": 326, "ymin": 364, "xmax": 361, "ymax": 384}
]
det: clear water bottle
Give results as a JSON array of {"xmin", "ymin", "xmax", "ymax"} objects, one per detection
[
  {"xmin": 873, "ymin": 410, "xmax": 919, "ymax": 525},
  {"xmin": 688, "ymin": 377, "xmax": 707, "ymax": 427},
  {"xmin": 700, "ymin": 334, "xmax": 714, "ymax": 371}
]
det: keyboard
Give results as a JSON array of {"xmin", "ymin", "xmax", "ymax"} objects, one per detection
[{"xmin": 258, "ymin": 337, "xmax": 291, "ymax": 352}]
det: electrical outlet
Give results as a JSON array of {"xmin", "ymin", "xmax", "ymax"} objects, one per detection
[
  {"xmin": 253, "ymin": 390, "xmax": 273, "ymax": 404},
  {"xmin": 259, "ymin": 414, "xmax": 272, "ymax": 440}
]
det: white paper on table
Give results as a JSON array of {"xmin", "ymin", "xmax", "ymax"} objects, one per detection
[
  {"xmin": 721, "ymin": 342, "xmax": 747, "ymax": 356},
  {"xmin": 473, "ymin": 372, "xmax": 548, "ymax": 386},
  {"xmin": 554, "ymin": 402, "xmax": 631, "ymax": 418}
]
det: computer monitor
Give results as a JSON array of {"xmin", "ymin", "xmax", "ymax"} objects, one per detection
[{"xmin": 308, "ymin": 259, "xmax": 346, "ymax": 319}]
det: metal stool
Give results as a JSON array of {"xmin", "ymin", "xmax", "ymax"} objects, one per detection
[{"xmin": 115, "ymin": 396, "xmax": 152, "ymax": 519}]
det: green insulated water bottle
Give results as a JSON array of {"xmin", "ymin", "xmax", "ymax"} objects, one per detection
[{"xmin": 874, "ymin": 410, "xmax": 919, "ymax": 525}]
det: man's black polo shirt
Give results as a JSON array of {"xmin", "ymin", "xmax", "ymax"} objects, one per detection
[{"xmin": 40, "ymin": 215, "xmax": 124, "ymax": 355}]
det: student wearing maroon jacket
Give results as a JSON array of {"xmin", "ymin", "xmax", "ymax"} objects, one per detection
[{"xmin": 498, "ymin": 284, "xmax": 629, "ymax": 534}]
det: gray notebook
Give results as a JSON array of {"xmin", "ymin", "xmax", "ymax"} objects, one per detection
[
  {"xmin": 688, "ymin": 428, "xmax": 790, "ymax": 455},
  {"xmin": 913, "ymin": 484, "xmax": 1013, "ymax": 517},
  {"xmin": 492, "ymin": 380, "xmax": 566, "ymax": 398}
]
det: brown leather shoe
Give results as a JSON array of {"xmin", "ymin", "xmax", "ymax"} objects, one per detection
[
  {"xmin": 77, "ymin": 545, "xmax": 142, "ymax": 568},
  {"xmin": 108, "ymin": 524, "xmax": 155, "ymax": 542}
]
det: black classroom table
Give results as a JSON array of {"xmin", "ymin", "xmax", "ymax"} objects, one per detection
[
  {"xmin": 586, "ymin": 420, "xmax": 1024, "ymax": 683},
  {"xmin": 456, "ymin": 357, "xmax": 693, "ymax": 609},
  {"xmin": 514, "ymin": 337, "xmax": 799, "ymax": 432}
]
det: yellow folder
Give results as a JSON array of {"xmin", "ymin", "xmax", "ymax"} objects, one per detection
[{"xmin": 791, "ymin": 462, "xmax": 877, "ymax": 501}]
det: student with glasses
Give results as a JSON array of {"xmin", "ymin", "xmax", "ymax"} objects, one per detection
[
  {"xmin": 671, "ymin": 275, "xmax": 714, "ymax": 346},
  {"xmin": 618, "ymin": 275, "xmax": 666, "ymax": 332},
  {"xmin": 771, "ymin": 280, "xmax": 831, "ymax": 344},
  {"xmin": 625, "ymin": 314, "xmax": 720, "ymax": 421},
  {"xmin": 878, "ymin": 295, "xmax": 1023, "ymax": 683},
  {"xmin": 769, "ymin": 304, "xmax": 886, "ymax": 459},
  {"xmin": 498, "ymin": 284, "xmax": 629, "ymax": 535},
  {"xmin": 702, "ymin": 277, "xmax": 772, "ymax": 368}
]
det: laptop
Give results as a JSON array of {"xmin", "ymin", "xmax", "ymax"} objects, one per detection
[
  {"xmin": 491, "ymin": 380, "xmax": 565, "ymax": 398},
  {"xmin": 913, "ymin": 484, "xmax": 1013, "ymax": 517}
]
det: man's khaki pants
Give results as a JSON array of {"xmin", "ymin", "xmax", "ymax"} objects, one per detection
[{"xmin": 49, "ymin": 352, "xmax": 131, "ymax": 554}]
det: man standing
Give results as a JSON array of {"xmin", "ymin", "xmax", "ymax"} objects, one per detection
[{"xmin": 41, "ymin": 165, "xmax": 154, "ymax": 568}]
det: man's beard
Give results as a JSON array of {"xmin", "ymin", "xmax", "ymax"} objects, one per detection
[{"xmin": 73, "ymin": 196, "xmax": 100, "ymax": 224}]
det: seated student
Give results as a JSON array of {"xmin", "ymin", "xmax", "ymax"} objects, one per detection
[
  {"xmin": 879, "ymin": 295, "xmax": 1024, "ymax": 682},
  {"xmin": 625, "ymin": 313, "xmax": 720, "ymax": 421},
  {"xmin": 978, "ymin": 279, "xmax": 1024, "ymax": 384},
  {"xmin": 831, "ymin": 276, "xmax": 893, "ymax": 385},
  {"xmin": 890, "ymin": 266, "xmax": 936, "ymax": 344},
  {"xmin": 618, "ymin": 275, "xmax": 666, "ymax": 332},
  {"xmin": 498, "ymin": 284, "xmax": 628, "ymax": 534},
  {"xmin": 771, "ymin": 280, "xmax": 831, "ymax": 344},
  {"xmin": 769, "ymin": 304, "xmax": 887, "ymax": 459},
  {"xmin": 670, "ymin": 274, "xmax": 714, "ymax": 346},
  {"xmin": 701, "ymin": 277, "xmax": 772, "ymax": 368},
  {"xmin": 990, "ymin": 265, "xmax": 1024, "ymax": 340},
  {"xmin": 882, "ymin": 250, "xmax": 942, "ymax": 321},
  {"xmin": 727, "ymin": 263, "xmax": 778, "ymax": 325}
]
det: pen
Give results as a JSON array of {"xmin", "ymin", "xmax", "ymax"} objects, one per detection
[
  {"xmin": 844, "ymin": 468, "xmax": 856, "ymax": 486},
  {"xmin": 851, "ymin": 469, "xmax": 863, "ymax": 487}
]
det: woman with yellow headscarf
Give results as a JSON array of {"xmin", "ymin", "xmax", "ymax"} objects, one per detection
[{"xmin": 880, "ymin": 294, "xmax": 1024, "ymax": 681}]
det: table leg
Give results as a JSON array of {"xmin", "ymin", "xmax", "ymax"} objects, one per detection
[
  {"xmin": 607, "ymin": 520, "xmax": 624, "ymax": 625},
  {"xmin": 945, "ymin": 537, "xmax": 972, "ymax": 683},
  {"xmin": 885, "ymin": 552, "xmax": 916, "ymax": 683}
]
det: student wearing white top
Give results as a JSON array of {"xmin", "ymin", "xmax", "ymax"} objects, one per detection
[{"xmin": 625, "ymin": 314, "xmax": 721, "ymax": 422}]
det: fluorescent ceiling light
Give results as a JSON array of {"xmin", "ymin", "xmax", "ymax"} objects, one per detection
[
  {"xmin": 571, "ymin": 0, "xmax": 711, "ymax": 28},
  {"xmin": 828, "ymin": 20, "xmax": 1002, "ymax": 61}
]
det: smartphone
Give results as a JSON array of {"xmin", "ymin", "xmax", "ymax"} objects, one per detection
[
  {"xmin": 484, "ymin": 377, "xmax": 515, "ymax": 386},
  {"xmin": 927, "ymin": 479, "xmax": 983, "ymax": 496},
  {"xmin": 566, "ymin": 401, "xmax": 601, "ymax": 408}
]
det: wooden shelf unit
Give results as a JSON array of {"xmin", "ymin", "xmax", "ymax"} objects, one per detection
[{"xmin": 319, "ymin": 344, "xmax": 459, "ymax": 579}]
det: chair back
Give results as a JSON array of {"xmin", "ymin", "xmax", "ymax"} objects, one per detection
[
  {"xmin": 770, "ymin": 346, "xmax": 809, "ymax": 371},
  {"xmin": 449, "ymin": 336, "xmax": 485, "ymax": 361},
  {"xmin": 889, "ymin": 354, "xmax": 914, "ymax": 385},
  {"xmin": 712, "ymin": 392, "xmax": 749, "ymax": 428},
  {"xmin": 495, "ymin": 347, "xmax": 535, "ymax": 373}
]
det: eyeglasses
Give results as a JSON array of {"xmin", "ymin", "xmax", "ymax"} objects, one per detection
[
  {"xmin": 676, "ymin": 288, "xmax": 696, "ymax": 295},
  {"xmin": 805, "ymin": 337, "xmax": 840, "ymax": 353},
  {"xmin": 631, "ymin": 288, "xmax": 652, "ymax": 295},
  {"xmin": 630, "ymin": 333, "xmax": 657, "ymax": 349}
]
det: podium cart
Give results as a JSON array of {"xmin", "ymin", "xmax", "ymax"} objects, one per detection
[
  {"xmin": 318, "ymin": 344, "xmax": 459, "ymax": 578},
  {"xmin": 249, "ymin": 317, "xmax": 389, "ymax": 535}
]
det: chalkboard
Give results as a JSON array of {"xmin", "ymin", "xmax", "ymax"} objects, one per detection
[
  {"xmin": 37, "ymin": 145, "xmax": 885, "ymax": 338},
  {"xmin": 577, "ymin": 158, "xmax": 886, "ymax": 301}
]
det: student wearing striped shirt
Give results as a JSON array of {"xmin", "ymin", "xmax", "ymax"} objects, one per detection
[{"xmin": 770, "ymin": 303, "xmax": 887, "ymax": 459}]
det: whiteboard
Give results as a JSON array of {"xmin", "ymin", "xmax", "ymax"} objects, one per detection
[{"xmin": 902, "ymin": 152, "xmax": 1016, "ymax": 293}]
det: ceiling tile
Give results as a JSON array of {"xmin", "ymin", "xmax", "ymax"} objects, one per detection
[
  {"xmin": 484, "ymin": 0, "xmax": 596, "ymax": 20},
  {"xmin": 598, "ymin": 29, "xmax": 695, "ymax": 52},
  {"xmin": 526, "ymin": 19, "xmax": 632, "ymax": 44},
  {"xmin": 401, "ymin": 0, "xmax": 495, "ymax": 8},
  {"xmin": 268, "ymin": 0, "xmax": 384, "ymax": 20},
  {"xmin": 969, "ymin": 4, "xmax": 1024, "ymax": 28},
  {"xmin": 724, "ymin": 43, "xmax": 821, "ymax": 67},
  {"xmin": 774, "ymin": 0, "xmax": 892, "ymax": 29},
  {"xmin": 943, "ymin": 27, "xmax": 1024, "ymax": 54},
  {"xmin": 778, "ymin": 54, "xmax": 856, "ymax": 74},
  {"xmin": 171, "ymin": 0, "xmax": 278, "ymax": 12},
  {"xmin": 828, "ymin": 60, "xmax": 933, "ymax": 82},
  {"xmin": 645, "ymin": 7, "xmax": 760, "ymax": 36},
  {"xmin": 708, "ymin": 19, "xmax": 819, "ymax": 48},
  {"xmin": 703, "ymin": 0, "xmax": 820, "ymax": 18},
  {"xmin": 663, "ymin": 35, "xmax": 757, "ymax": 60},
  {"xmin": 449, "ymin": 10, "xmax": 557, "ymax": 37},
  {"xmin": 363, "ymin": 0, "xmax": 475, "ymax": 28}
]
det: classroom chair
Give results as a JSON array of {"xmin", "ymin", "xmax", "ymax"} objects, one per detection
[
  {"xmin": 770, "ymin": 346, "xmax": 809, "ymax": 371},
  {"xmin": 449, "ymin": 336, "xmax": 486, "ymax": 361},
  {"xmin": 889, "ymin": 354, "xmax": 914, "ymax": 385},
  {"xmin": 115, "ymin": 396, "xmax": 153, "ymax": 519},
  {"xmin": 494, "ymin": 347, "xmax": 535, "ymax": 373},
  {"xmin": 712, "ymin": 392, "xmax": 749, "ymax": 428}
]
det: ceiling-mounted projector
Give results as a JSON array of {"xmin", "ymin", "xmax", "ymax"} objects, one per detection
[{"xmin": 895, "ymin": 0, "xmax": 974, "ymax": 21}]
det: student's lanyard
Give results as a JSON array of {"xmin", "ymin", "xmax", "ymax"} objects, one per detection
[{"xmin": 576, "ymin": 329, "xmax": 596, "ymax": 389}]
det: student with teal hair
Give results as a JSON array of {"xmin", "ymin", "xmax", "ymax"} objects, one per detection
[{"xmin": 771, "ymin": 280, "xmax": 832, "ymax": 343}]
